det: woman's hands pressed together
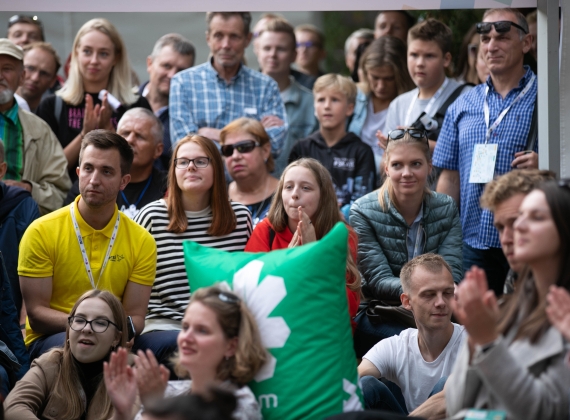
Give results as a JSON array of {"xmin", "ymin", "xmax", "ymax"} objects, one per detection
[{"xmin": 289, "ymin": 206, "xmax": 317, "ymax": 247}]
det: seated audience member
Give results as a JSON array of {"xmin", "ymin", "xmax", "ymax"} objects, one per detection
[
  {"xmin": 220, "ymin": 118, "xmax": 278, "ymax": 227},
  {"xmin": 246, "ymin": 158, "xmax": 361, "ymax": 332},
  {"xmin": 132, "ymin": 135, "xmax": 252, "ymax": 368},
  {"xmin": 105, "ymin": 286, "xmax": 266, "ymax": 420},
  {"xmin": 359, "ymin": 253, "xmax": 465, "ymax": 414},
  {"xmin": 3, "ymin": 290, "xmax": 129, "ymax": 419},
  {"xmin": 294, "ymin": 24, "xmax": 326, "ymax": 77},
  {"xmin": 374, "ymin": 11, "xmax": 415, "ymax": 43},
  {"xmin": 15, "ymin": 42, "xmax": 60, "ymax": 112},
  {"xmin": 6, "ymin": 14, "xmax": 43, "ymax": 47},
  {"xmin": 380, "ymin": 19, "xmax": 471, "ymax": 152},
  {"xmin": 0, "ymin": 141, "xmax": 40, "ymax": 327},
  {"xmin": 447, "ymin": 180, "xmax": 570, "ymax": 419},
  {"xmin": 170, "ymin": 12, "xmax": 287, "ymax": 157},
  {"xmin": 65, "ymin": 108, "xmax": 168, "ymax": 219},
  {"xmin": 349, "ymin": 36, "xmax": 414, "ymax": 173},
  {"xmin": 18, "ymin": 130, "xmax": 156, "ymax": 361},
  {"xmin": 0, "ymin": 38, "xmax": 71, "ymax": 214},
  {"xmin": 36, "ymin": 18, "xmax": 151, "ymax": 182},
  {"xmin": 257, "ymin": 18, "xmax": 318, "ymax": 175},
  {"xmin": 289, "ymin": 74, "xmax": 376, "ymax": 218},
  {"xmin": 344, "ymin": 28, "xmax": 375, "ymax": 76},
  {"xmin": 454, "ymin": 25, "xmax": 482, "ymax": 85},
  {"xmin": 350, "ymin": 128, "xmax": 462, "ymax": 355},
  {"xmin": 140, "ymin": 33, "xmax": 195, "ymax": 170},
  {"xmin": 481, "ymin": 169, "xmax": 556, "ymax": 294}
]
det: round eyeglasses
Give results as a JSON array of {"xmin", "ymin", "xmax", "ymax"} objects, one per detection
[
  {"xmin": 174, "ymin": 157, "xmax": 211, "ymax": 169},
  {"xmin": 68, "ymin": 315, "xmax": 119, "ymax": 333}
]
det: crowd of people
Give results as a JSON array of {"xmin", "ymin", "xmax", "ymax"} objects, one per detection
[{"xmin": 1, "ymin": 7, "xmax": 569, "ymax": 420}]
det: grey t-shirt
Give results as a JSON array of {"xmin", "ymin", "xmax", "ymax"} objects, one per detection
[{"xmin": 385, "ymin": 78, "xmax": 468, "ymax": 134}]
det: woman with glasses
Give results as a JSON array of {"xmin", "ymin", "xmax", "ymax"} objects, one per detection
[
  {"xmin": 220, "ymin": 118, "xmax": 279, "ymax": 228},
  {"xmin": 349, "ymin": 128, "xmax": 462, "ymax": 354},
  {"xmin": 3, "ymin": 290, "xmax": 128, "ymax": 420},
  {"xmin": 105, "ymin": 286, "xmax": 266, "ymax": 420},
  {"xmin": 245, "ymin": 158, "xmax": 361, "ymax": 333},
  {"xmin": 132, "ymin": 135, "xmax": 252, "ymax": 371},
  {"xmin": 36, "ymin": 18, "xmax": 151, "ymax": 182},
  {"xmin": 447, "ymin": 180, "xmax": 570, "ymax": 419}
]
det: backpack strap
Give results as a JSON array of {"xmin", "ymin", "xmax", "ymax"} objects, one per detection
[
  {"xmin": 435, "ymin": 83, "xmax": 474, "ymax": 116},
  {"xmin": 268, "ymin": 227, "xmax": 276, "ymax": 250},
  {"xmin": 54, "ymin": 95, "xmax": 63, "ymax": 123},
  {"xmin": 525, "ymin": 94, "xmax": 538, "ymax": 151}
]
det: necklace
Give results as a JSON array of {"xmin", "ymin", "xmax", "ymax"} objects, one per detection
[{"xmin": 232, "ymin": 177, "xmax": 272, "ymax": 227}]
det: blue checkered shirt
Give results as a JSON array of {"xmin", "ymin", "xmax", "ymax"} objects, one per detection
[
  {"xmin": 433, "ymin": 66, "xmax": 537, "ymax": 250},
  {"xmin": 169, "ymin": 60, "xmax": 287, "ymax": 157}
]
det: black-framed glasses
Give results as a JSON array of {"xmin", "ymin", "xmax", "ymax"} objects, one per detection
[
  {"xmin": 8, "ymin": 14, "xmax": 43, "ymax": 30},
  {"xmin": 174, "ymin": 157, "xmax": 211, "ymax": 169},
  {"xmin": 220, "ymin": 140, "xmax": 260, "ymax": 157},
  {"xmin": 68, "ymin": 316, "xmax": 119, "ymax": 333},
  {"xmin": 388, "ymin": 128, "xmax": 429, "ymax": 145},
  {"xmin": 218, "ymin": 291, "xmax": 240, "ymax": 304},
  {"xmin": 476, "ymin": 21, "xmax": 528, "ymax": 35}
]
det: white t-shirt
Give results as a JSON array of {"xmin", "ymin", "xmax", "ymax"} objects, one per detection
[
  {"xmin": 361, "ymin": 100, "xmax": 388, "ymax": 158},
  {"xmin": 363, "ymin": 323, "xmax": 466, "ymax": 412},
  {"xmin": 384, "ymin": 78, "xmax": 469, "ymax": 134}
]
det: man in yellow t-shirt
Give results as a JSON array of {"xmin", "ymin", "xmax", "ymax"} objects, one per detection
[{"xmin": 18, "ymin": 130, "xmax": 157, "ymax": 359}]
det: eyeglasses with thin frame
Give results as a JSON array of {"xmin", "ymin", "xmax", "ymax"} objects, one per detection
[
  {"xmin": 68, "ymin": 315, "xmax": 119, "ymax": 333},
  {"xmin": 387, "ymin": 128, "xmax": 429, "ymax": 145},
  {"xmin": 476, "ymin": 20, "xmax": 528, "ymax": 35},
  {"xmin": 174, "ymin": 157, "xmax": 211, "ymax": 169},
  {"xmin": 220, "ymin": 140, "xmax": 260, "ymax": 157},
  {"xmin": 296, "ymin": 41, "xmax": 321, "ymax": 49}
]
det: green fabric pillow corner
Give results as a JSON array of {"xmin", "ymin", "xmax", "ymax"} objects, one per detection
[{"xmin": 183, "ymin": 222, "xmax": 363, "ymax": 419}]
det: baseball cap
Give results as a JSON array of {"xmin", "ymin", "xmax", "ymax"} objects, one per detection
[{"xmin": 0, "ymin": 38, "xmax": 24, "ymax": 61}]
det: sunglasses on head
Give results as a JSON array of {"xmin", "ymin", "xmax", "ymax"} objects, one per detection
[
  {"xmin": 476, "ymin": 20, "xmax": 528, "ymax": 35},
  {"xmin": 8, "ymin": 14, "xmax": 43, "ymax": 29},
  {"xmin": 220, "ymin": 140, "xmax": 260, "ymax": 157},
  {"xmin": 388, "ymin": 128, "xmax": 429, "ymax": 145}
]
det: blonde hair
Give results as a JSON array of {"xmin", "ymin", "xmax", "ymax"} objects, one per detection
[
  {"xmin": 268, "ymin": 158, "xmax": 361, "ymax": 292},
  {"xmin": 58, "ymin": 18, "xmax": 138, "ymax": 106},
  {"xmin": 51, "ymin": 290, "xmax": 127, "ymax": 419},
  {"xmin": 379, "ymin": 130, "xmax": 432, "ymax": 211},
  {"xmin": 313, "ymin": 73, "xmax": 357, "ymax": 105},
  {"xmin": 173, "ymin": 286, "xmax": 267, "ymax": 386},
  {"xmin": 220, "ymin": 117, "xmax": 275, "ymax": 173}
]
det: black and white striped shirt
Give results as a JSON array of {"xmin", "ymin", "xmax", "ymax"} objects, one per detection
[{"xmin": 134, "ymin": 199, "xmax": 252, "ymax": 322}]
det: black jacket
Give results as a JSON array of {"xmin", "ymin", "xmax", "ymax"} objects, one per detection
[{"xmin": 289, "ymin": 131, "xmax": 377, "ymax": 207}]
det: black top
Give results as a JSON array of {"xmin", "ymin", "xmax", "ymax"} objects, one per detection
[
  {"xmin": 72, "ymin": 355, "xmax": 105, "ymax": 419},
  {"xmin": 35, "ymin": 93, "xmax": 152, "ymax": 182}
]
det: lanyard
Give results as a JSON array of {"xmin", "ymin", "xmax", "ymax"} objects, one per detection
[
  {"xmin": 405, "ymin": 77, "xmax": 449, "ymax": 126},
  {"xmin": 70, "ymin": 203, "xmax": 120, "ymax": 290},
  {"xmin": 120, "ymin": 174, "xmax": 153, "ymax": 208},
  {"xmin": 484, "ymin": 74, "xmax": 536, "ymax": 143}
]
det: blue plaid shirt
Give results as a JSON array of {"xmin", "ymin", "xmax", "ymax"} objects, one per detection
[
  {"xmin": 169, "ymin": 60, "xmax": 287, "ymax": 157},
  {"xmin": 433, "ymin": 66, "xmax": 537, "ymax": 250}
]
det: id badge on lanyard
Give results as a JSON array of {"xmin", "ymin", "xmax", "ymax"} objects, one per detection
[{"xmin": 469, "ymin": 74, "xmax": 536, "ymax": 184}]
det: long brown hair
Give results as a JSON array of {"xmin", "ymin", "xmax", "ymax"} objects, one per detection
[
  {"xmin": 378, "ymin": 130, "xmax": 432, "ymax": 212},
  {"xmin": 268, "ymin": 158, "xmax": 361, "ymax": 291},
  {"xmin": 166, "ymin": 135, "xmax": 236, "ymax": 235},
  {"xmin": 498, "ymin": 181, "xmax": 570, "ymax": 343},
  {"xmin": 51, "ymin": 290, "xmax": 128, "ymax": 419},
  {"xmin": 173, "ymin": 286, "xmax": 267, "ymax": 386}
]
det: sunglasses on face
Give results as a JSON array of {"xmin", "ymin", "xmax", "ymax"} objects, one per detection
[
  {"xmin": 220, "ymin": 140, "xmax": 260, "ymax": 157},
  {"xmin": 388, "ymin": 128, "xmax": 429, "ymax": 145},
  {"xmin": 476, "ymin": 20, "xmax": 528, "ymax": 35}
]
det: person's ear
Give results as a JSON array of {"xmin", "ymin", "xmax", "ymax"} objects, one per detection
[
  {"xmin": 261, "ymin": 142, "xmax": 271, "ymax": 160},
  {"xmin": 401, "ymin": 292, "xmax": 412, "ymax": 311},
  {"xmin": 346, "ymin": 101, "xmax": 355, "ymax": 117},
  {"xmin": 154, "ymin": 142, "xmax": 164, "ymax": 160},
  {"xmin": 120, "ymin": 174, "xmax": 131, "ymax": 191},
  {"xmin": 76, "ymin": 166, "xmax": 81, "ymax": 177},
  {"xmin": 244, "ymin": 32, "xmax": 253, "ymax": 48},
  {"xmin": 0, "ymin": 162, "xmax": 7, "ymax": 180},
  {"xmin": 146, "ymin": 55, "xmax": 154, "ymax": 74},
  {"xmin": 225, "ymin": 337, "xmax": 238, "ymax": 359},
  {"xmin": 442, "ymin": 51, "xmax": 452, "ymax": 69},
  {"xmin": 521, "ymin": 33, "xmax": 532, "ymax": 54}
]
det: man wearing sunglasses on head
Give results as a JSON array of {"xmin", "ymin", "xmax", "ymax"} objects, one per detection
[{"xmin": 433, "ymin": 8, "xmax": 537, "ymax": 298}]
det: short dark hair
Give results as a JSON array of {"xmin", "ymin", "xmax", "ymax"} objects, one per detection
[
  {"xmin": 7, "ymin": 15, "xmax": 44, "ymax": 41},
  {"xmin": 206, "ymin": 12, "xmax": 252, "ymax": 35},
  {"xmin": 151, "ymin": 33, "xmax": 195, "ymax": 65},
  {"xmin": 295, "ymin": 24, "xmax": 325, "ymax": 49},
  {"xmin": 408, "ymin": 18, "xmax": 453, "ymax": 55},
  {"xmin": 377, "ymin": 11, "xmax": 416, "ymax": 32},
  {"xmin": 79, "ymin": 129, "xmax": 134, "ymax": 175},
  {"xmin": 23, "ymin": 41, "xmax": 61, "ymax": 74}
]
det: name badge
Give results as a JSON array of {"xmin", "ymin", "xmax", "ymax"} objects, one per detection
[
  {"xmin": 121, "ymin": 204, "xmax": 139, "ymax": 219},
  {"xmin": 464, "ymin": 409, "xmax": 506, "ymax": 420},
  {"xmin": 469, "ymin": 144, "xmax": 498, "ymax": 184},
  {"xmin": 244, "ymin": 107, "xmax": 258, "ymax": 116}
]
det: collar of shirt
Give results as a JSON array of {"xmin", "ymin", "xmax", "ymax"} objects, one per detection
[
  {"xmin": 486, "ymin": 65, "xmax": 533, "ymax": 95},
  {"xmin": 207, "ymin": 57, "xmax": 244, "ymax": 84},
  {"xmin": 73, "ymin": 195, "xmax": 119, "ymax": 238},
  {"xmin": 1, "ymin": 99, "xmax": 19, "ymax": 125}
]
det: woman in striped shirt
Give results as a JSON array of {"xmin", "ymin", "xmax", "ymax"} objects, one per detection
[{"xmin": 133, "ymin": 135, "xmax": 252, "ymax": 372}]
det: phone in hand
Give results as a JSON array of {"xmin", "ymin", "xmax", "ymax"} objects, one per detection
[{"xmin": 126, "ymin": 316, "xmax": 136, "ymax": 341}]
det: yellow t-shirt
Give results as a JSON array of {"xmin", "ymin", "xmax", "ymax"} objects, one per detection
[{"xmin": 18, "ymin": 196, "xmax": 157, "ymax": 346}]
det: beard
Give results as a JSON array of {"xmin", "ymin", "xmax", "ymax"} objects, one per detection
[{"xmin": 0, "ymin": 87, "xmax": 14, "ymax": 105}]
